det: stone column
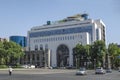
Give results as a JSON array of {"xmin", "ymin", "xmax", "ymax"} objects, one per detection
[
  {"xmin": 69, "ymin": 49, "xmax": 73, "ymax": 67},
  {"xmin": 48, "ymin": 49, "xmax": 51, "ymax": 68}
]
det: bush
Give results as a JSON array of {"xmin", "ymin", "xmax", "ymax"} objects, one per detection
[
  {"xmin": 11, "ymin": 64, "xmax": 23, "ymax": 68},
  {"xmin": 0, "ymin": 65, "xmax": 8, "ymax": 68}
]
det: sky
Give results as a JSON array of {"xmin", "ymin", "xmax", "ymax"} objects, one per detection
[{"xmin": 0, "ymin": 0, "xmax": 120, "ymax": 44}]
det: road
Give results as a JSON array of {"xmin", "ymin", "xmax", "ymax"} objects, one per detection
[{"xmin": 0, "ymin": 69, "xmax": 120, "ymax": 80}]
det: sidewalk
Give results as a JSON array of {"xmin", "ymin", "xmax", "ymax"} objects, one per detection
[{"xmin": 0, "ymin": 68, "xmax": 40, "ymax": 71}]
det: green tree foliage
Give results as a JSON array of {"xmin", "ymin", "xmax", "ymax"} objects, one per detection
[
  {"xmin": 90, "ymin": 40, "xmax": 106, "ymax": 67},
  {"xmin": 0, "ymin": 42, "xmax": 6, "ymax": 64},
  {"xmin": 73, "ymin": 40, "xmax": 106, "ymax": 69},
  {"xmin": 108, "ymin": 43, "xmax": 120, "ymax": 68},
  {"xmin": 0, "ymin": 40, "xmax": 24, "ymax": 65},
  {"xmin": 73, "ymin": 44, "xmax": 91, "ymax": 68}
]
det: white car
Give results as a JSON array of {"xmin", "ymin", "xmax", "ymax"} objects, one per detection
[
  {"xmin": 95, "ymin": 67, "xmax": 105, "ymax": 74},
  {"xmin": 21, "ymin": 65, "xmax": 29, "ymax": 68},
  {"xmin": 21, "ymin": 65, "xmax": 35, "ymax": 69},
  {"xmin": 30, "ymin": 65, "xmax": 35, "ymax": 68},
  {"xmin": 76, "ymin": 67, "xmax": 87, "ymax": 75}
]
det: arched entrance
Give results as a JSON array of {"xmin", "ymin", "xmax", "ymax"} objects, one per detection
[{"xmin": 56, "ymin": 44, "xmax": 69, "ymax": 67}]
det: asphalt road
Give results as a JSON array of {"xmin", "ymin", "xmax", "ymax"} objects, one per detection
[{"xmin": 0, "ymin": 69, "xmax": 120, "ymax": 80}]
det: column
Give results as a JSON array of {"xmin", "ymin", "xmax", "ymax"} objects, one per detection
[
  {"xmin": 48, "ymin": 49, "xmax": 51, "ymax": 68},
  {"xmin": 69, "ymin": 49, "xmax": 73, "ymax": 67}
]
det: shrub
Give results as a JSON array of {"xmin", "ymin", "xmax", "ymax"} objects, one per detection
[{"xmin": 0, "ymin": 65, "xmax": 8, "ymax": 68}]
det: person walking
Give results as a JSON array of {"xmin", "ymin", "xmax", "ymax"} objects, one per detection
[{"xmin": 8, "ymin": 66, "xmax": 13, "ymax": 76}]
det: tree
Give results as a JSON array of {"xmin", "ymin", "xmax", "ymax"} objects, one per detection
[
  {"xmin": 84, "ymin": 45, "xmax": 91, "ymax": 68},
  {"xmin": 73, "ymin": 44, "xmax": 90, "ymax": 68},
  {"xmin": 73, "ymin": 40, "xmax": 106, "ymax": 69},
  {"xmin": 108, "ymin": 43, "xmax": 120, "ymax": 68},
  {"xmin": 0, "ymin": 41, "xmax": 6, "ymax": 64},
  {"xmin": 90, "ymin": 40, "xmax": 106, "ymax": 67},
  {"xmin": 2, "ymin": 40, "xmax": 24, "ymax": 65}
]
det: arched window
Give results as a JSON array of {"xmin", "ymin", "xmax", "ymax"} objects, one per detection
[
  {"xmin": 40, "ymin": 44, "xmax": 43, "ymax": 50},
  {"xmin": 56, "ymin": 44, "xmax": 69, "ymax": 67},
  {"xmin": 35, "ymin": 45, "xmax": 38, "ymax": 50}
]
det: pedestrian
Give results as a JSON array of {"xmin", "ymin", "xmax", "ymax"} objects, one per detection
[{"xmin": 8, "ymin": 66, "xmax": 13, "ymax": 76}]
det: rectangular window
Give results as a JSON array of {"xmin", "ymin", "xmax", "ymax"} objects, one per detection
[{"xmin": 29, "ymin": 26, "xmax": 92, "ymax": 38}]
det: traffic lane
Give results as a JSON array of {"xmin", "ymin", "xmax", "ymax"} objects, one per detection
[
  {"xmin": 0, "ymin": 69, "xmax": 120, "ymax": 80},
  {"xmin": 9, "ymin": 71, "xmax": 120, "ymax": 80}
]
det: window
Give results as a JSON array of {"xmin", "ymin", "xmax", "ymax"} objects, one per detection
[
  {"xmin": 56, "ymin": 37, "xmax": 57, "ymax": 41},
  {"xmin": 65, "ymin": 36, "xmax": 67, "ymax": 40},
  {"xmin": 35, "ymin": 45, "xmax": 38, "ymax": 50},
  {"xmin": 58, "ymin": 37, "xmax": 60, "ymax": 40},
  {"xmin": 73, "ymin": 35, "xmax": 74, "ymax": 40},
  {"xmin": 68, "ymin": 36, "xmax": 69, "ymax": 40},
  {"xmin": 45, "ymin": 44, "xmax": 48, "ymax": 50},
  {"xmin": 60, "ymin": 37, "xmax": 62, "ymax": 40},
  {"xmin": 63, "ymin": 37, "xmax": 64, "ymax": 40},
  {"xmin": 30, "ymin": 26, "xmax": 93, "ymax": 38},
  {"xmin": 40, "ymin": 44, "xmax": 43, "ymax": 50},
  {"xmin": 70, "ymin": 36, "xmax": 72, "ymax": 40}
]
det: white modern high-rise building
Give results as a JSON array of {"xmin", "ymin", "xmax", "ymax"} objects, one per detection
[{"xmin": 25, "ymin": 14, "xmax": 106, "ymax": 67}]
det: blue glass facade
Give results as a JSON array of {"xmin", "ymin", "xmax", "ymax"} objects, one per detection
[
  {"xmin": 30, "ymin": 26, "xmax": 92, "ymax": 38},
  {"xmin": 10, "ymin": 36, "xmax": 27, "ymax": 47}
]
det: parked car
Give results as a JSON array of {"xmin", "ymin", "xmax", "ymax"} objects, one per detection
[
  {"xmin": 118, "ymin": 67, "xmax": 120, "ymax": 72},
  {"xmin": 95, "ymin": 67, "xmax": 105, "ymax": 74},
  {"xmin": 30, "ymin": 65, "xmax": 35, "ymax": 68},
  {"xmin": 106, "ymin": 68, "xmax": 112, "ymax": 73},
  {"xmin": 21, "ymin": 64, "xmax": 35, "ymax": 69},
  {"xmin": 21, "ymin": 65, "xmax": 29, "ymax": 68},
  {"xmin": 76, "ymin": 67, "xmax": 87, "ymax": 75}
]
